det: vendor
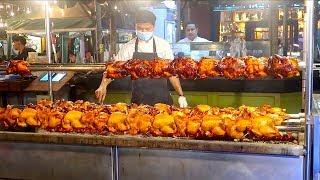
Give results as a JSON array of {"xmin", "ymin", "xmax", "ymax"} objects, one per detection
[
  {"xmin": 95, "ymin": 10, "xmax": 187, "ymax": 107},
  {"xmin": 175, "ymin": 22, "xmax": 210, "ymax": 60},
  {"xmin": 178, "ymin": 22, "xmax": 210, "ymax": 43},
  {"xmin": 12, "ymin": 36, "xmax": 36, "ymax": 60}
]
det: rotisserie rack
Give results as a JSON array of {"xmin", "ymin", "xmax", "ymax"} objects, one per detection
[
  {"xmin": 0, "ymin": 100, "xmax": 304, "ymax": 142},
  {"xmin": 104, "ymin": 55, "xmax": 300, "ymax": 80}
]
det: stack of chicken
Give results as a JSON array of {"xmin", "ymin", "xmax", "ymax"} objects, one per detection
[
  {"xmin": 0, "ymin": 100, "xmax": 294, "ymax": 141},
  {"xmin": 6, "ymin": 60, "xmax": 32, "ymax": 76},
  {"xmin": 102, "ymin": 55, "xmax": 300, "ymax": 80}
]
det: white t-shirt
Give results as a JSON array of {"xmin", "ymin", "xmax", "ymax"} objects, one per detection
[
  {"xmin": 115, "ymin": 36, "xmax": 174, "ymax": 61},
  {"xmin": 178, "ymin": 36, "xmax": 210, "ymax": 43},
  {"xmin": 175, "ymin": 36, "xmax": 211, "ymax": 60}
]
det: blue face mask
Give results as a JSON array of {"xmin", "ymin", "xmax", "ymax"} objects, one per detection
[{"xmin": 136, "ymin": 31, "xmax": 153, "ymax": 41}]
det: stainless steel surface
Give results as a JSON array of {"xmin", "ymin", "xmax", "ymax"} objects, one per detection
[
  {"xmin": 0, "ymin": 64, "xmax": 105, "ymax": 72},
  {"xmin": 0, "ymin": 131, "xmax": 305, "ymax": 156},
  {"xmin": 0, "ymin": 142, "xmax": 112, "ymax": 180},
  {"xmin": 313, "ymin": 114, "xmax": 320, "ymax": 180},
  {"xmin": 119, "ymin": 148, "xmax": 304, "ymax": 180},
  {"xmin": 304, "ymin": 1, "xmax": 315, "ymax": 179},
  {"xmin": 45, "ymin": 1, "xmax": 53, "ymax": 101}
]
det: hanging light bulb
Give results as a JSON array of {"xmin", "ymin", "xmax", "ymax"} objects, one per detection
[
  {"xmin": 4, "ymin": 22, "xmax": 7, "ymax": 27},
  {"xmin": 114, "ymin": 5, "xmax": 117, "ymax": 10},
  {"xmin": 10, "ymin": 11, "xmax": 15, "ymax": 16},
  {"xmin": 0, "ymin": 4, "xmax": 4, "ymax": 9},
  {"xmin": 53, "ymin": 0, "xmax": 58, "ymax": 4},
  {"xmin": 26, "ymin": 7, "xmax": 31, "ymax": 14}
]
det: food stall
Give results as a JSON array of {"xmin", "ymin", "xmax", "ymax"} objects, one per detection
[{"xmin": 0, "ymin": 1, "xmax": 316, "ymax": 180}]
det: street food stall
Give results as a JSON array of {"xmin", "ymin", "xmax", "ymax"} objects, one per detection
[{"xmin": 0, "ymin": 0, "xmax": 317, "ymax": 180}]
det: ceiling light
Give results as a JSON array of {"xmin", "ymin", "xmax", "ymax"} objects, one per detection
[{"xmin": 26, "ymin": 7, "xmax": 31, "ymax": 14}]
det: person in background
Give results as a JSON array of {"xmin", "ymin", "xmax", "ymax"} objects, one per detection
[
  {"xmin": 95, "ymin": 10, "xmax": 187, "ymax": 107},
  {"xmin": 68, "ymin": 50, "xmax": 76, "ymax": 63},
  {"xmin": 175, "ymin": 22, "xmax": 210, "ymax": 60},
  {"xmin": 84, "ymin": 51, "xmax": 94, "ymax": 63},
  {"xmin": 178, "ymin": 22, "xmax": 210, "ymax": 43},
  {"xmin": 229, "ymin": 30, "xmax": 247, "ymax": 57},
  {"xmin": 12, "ymin": 35, "xmax": 36, "ymax": 60}
]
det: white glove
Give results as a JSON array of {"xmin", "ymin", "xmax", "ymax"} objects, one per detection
[
  {"xmin": 178, "ymin": 96, "xmax": 188, "ymax": 108},
  {"xmin": 298, "ymin": 61, "xmax": 306, "ymax": 70}
]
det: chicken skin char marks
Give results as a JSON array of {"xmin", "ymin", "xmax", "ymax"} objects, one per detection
[
  {"xmin": 242, "ymin": 56, "xmax": 268, "ymax": 79},
  {"xmin": 170, "ymin": 57, "xmax": 198, "ymax": 79},
  {"xmin": 198, "ymin": 57, "xmax": 220, "ymax": 79},
  {"xmin": 268, "ymin": 55, "xmax": 300, "ymax": 79},
  {"xmin": 124, "ymin": 59, "xmax": 152, "ymax": 80},
  {"xmin": 6, "ymin": 60, "xmax": 32, "ymax": 76},
  {"xmin": 217, "ymin": 56, "xmax": 246, "ymax": 79},
  {"xmin": 104, "ymin": 61, "xmax": 128, "ymax": 79},
  {"xmin": 0, "ymin": 100, "xmax": 295, "ymax": 141},
  {"xmin": 150, "ymin": 58, "xmax": 173, "ymax": 78}
]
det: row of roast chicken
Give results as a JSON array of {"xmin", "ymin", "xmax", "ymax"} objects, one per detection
[
  {"xmin": 105, "ymin": 55, "xmax": 300, "ymax": 80},
  {"xmin": 0, "ymin": 100, "xmax": 292, "ymax": 141}
]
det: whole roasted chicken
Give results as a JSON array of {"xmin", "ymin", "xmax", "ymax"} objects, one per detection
[
  {"xmin": 150, "ymin": 58, "xmax": 173, "ymax": 78},
  {"xmin": 217, "ymin": 56, "xmax": 245, "ymax": 79},
  {"xmin": 124, "ymin": 59, "xmax": 152, "ymax": 80},
  {"xmin": 6, "ymin": 60, "xmax": 32, "ymax": 76},
  {"xmin": 198, "ymin": 57, "xmax": 219, "ymax": 79},
  {"xmin": 104, "ymin": 61, "xmax": 128, "ymax": 79},
  {"xmin": 268, "ymin": 55, "xmax": 300, "ymax": 79},
  {"xmin": 242, "ymin": 56, "xmax": 268, "ymax": 79},
  {"xmin": 170, "ymin": 57, "xmax": 198, "ymax": 79}
]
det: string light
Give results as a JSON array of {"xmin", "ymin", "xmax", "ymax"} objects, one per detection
[
  {"xmin": 10, "ymin": 11, "xmax": 14, "ymax": 16},
  {"xmin": 114, "ymin": 5, "xmax": 117, "ymax": 10}
]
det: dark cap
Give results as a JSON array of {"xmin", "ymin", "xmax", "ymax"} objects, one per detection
[{"xmin": 135, "ymin": 10, "xmax": 156, "ymax": 25}]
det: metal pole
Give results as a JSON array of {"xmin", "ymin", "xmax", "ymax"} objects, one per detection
[
  {"xmin": 45, "ymin": 1, "xmax": 53, "ymax": 101},
  {"xmin": 176, "ymin": 0, "xmax": 181, "ymax": 42},
  {"xmin": 304, "ymin": 0, "xmax": 315, "ymax": 180},
  {"xmin": 283, "ymin": 5, "xmax": 289, "ymax": 56},
  {"xmin": 111, "ymin": 146, "xmax": 119, "ymax": 180}
]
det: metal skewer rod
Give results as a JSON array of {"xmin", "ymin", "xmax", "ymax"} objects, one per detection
[{"xmin": 45, "ymin": 1, "xmax": 53, "ymax": 101}]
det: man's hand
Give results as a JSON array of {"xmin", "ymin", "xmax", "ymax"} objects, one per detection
[
  {"xmin": 95, "ymin": 86, "xmax": 107, "ymax": 104},
  {"xmin": 178, "ymin": 96, "xmax": 188, "ymax": 108}
]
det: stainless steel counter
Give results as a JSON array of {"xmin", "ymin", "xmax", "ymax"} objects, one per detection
[
  {"xmin": 0, "ymin": 131, "xmax": 305, "ymax": 180},
  {"xmin": 0, "ymin": 131, "xmax": 304, "ymax": 156}
]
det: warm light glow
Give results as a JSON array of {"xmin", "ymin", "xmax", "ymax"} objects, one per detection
[
  {"xmin": 26, "ymin": 7, "xmax": 31, "ymax": 14},
  {"xmin": 114, "ymin": 5, "xmax": 117, "ymax": 10},
  {"xmin": 10, "ymin": 11, "xmax": 14, "ymax": 16}
]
